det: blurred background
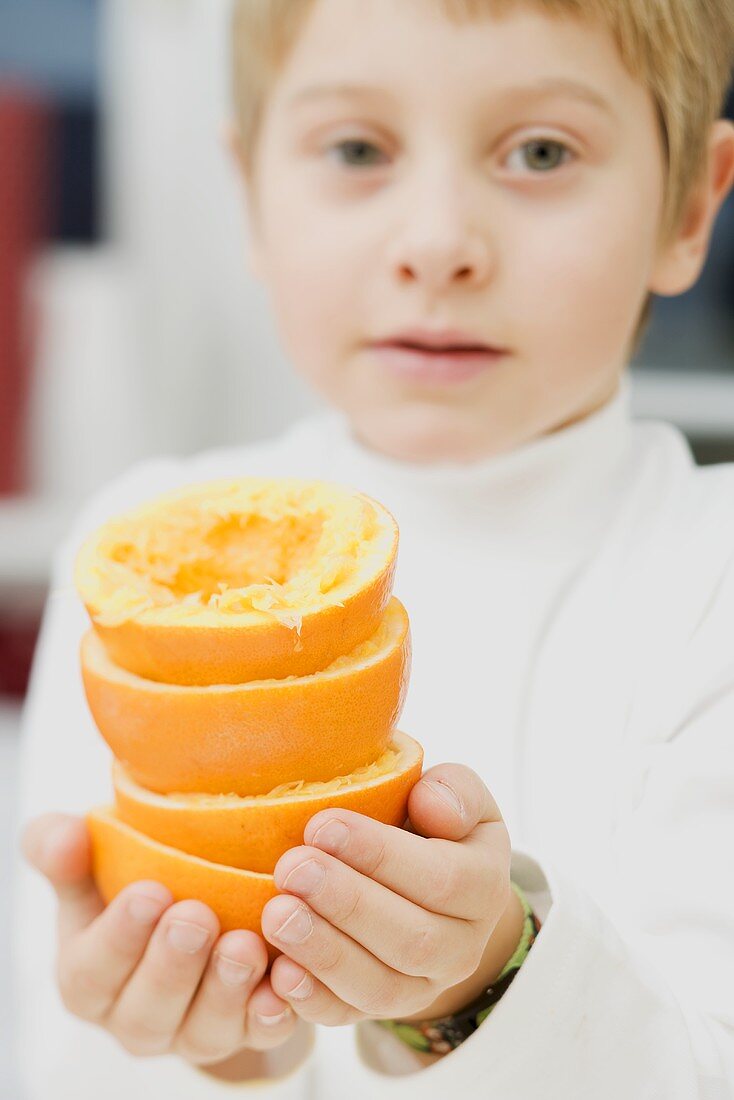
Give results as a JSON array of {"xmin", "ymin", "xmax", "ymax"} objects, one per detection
[{"xmin": 0, "ymin": 2, "xmax": 733, "ymax": 1094}]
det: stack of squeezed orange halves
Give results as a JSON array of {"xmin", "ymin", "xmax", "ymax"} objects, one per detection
[{"xmin": 74, "ymin": 478, "xmax": 423, "ymax": 963}]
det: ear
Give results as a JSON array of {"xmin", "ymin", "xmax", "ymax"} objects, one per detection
[
  {"xmin": 220, "ymin": 117, "xmax": 264, "ymax": 281},
  {"xmin": 649, "ymin": 118, "xmax": 734, "ymax": 297}
]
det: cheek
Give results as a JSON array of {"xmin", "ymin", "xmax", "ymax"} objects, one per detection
[
  {"xmin": 262, "ymin": 228, "xmax": 343, "ymax": 375},
  {"xmin": 257, "ymin": 183, "xmax": 365, "ymax": 377},
  {"xmin": 508, "ymin": 172, "xmax": 662, "ymax": 364}
]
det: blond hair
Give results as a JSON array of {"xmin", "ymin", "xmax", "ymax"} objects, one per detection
[{"xmin": 231, "ymin": 0, "xmax": 734, "ymax": 353}]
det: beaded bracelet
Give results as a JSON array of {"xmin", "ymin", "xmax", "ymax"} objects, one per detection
[{"xmin": 373, "ymin": 881, "xmax": 541, "ymax": 1055}]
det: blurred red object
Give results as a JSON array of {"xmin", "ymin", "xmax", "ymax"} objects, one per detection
[
  {"xmin": 0, "ymin": 602, "xmax": 45, "ymax": 697},
  {"xmin": 0, "ymin": 84, "xmax": 53, "ymax": 495}
]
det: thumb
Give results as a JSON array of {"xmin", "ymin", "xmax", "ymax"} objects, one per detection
[
  {"xmin": 407, "ymin": 764, "xmax": 503, "ymax": 841},
  {"xmin": 21, "ymin": 812, "xmax": 104, "ymax": 939}
]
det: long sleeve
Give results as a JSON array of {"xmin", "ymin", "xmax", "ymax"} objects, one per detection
[
  {"xmin": 12, "ymin": 458, "xmax": 316, "ymax": 1099},
  {"xmin": 351, "ymin": 541, "xmax": 734, "ymax": 1099}
]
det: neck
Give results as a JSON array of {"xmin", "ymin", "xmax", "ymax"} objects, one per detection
[
  {"xmin": 349, "ymin": 373, "xmax": 624, "ymax": 468},
  {"xmin": 320, "ymin": 370, "xmax": 634, "ymax": 557}
]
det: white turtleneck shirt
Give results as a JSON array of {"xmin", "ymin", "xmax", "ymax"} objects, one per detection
[{"xmin": 13, "ymin": 373, "xmax": 734, "ymax": 1098}]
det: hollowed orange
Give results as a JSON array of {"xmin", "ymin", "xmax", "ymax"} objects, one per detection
[
  {"xmin": 74, "ymin": 478, "xmax": 399, "ymax": 686},
  {"xmin": 86, "ymin": 807, "xmax": 283, "ymax": 966},
  {"xmin": 80, "ymin": 596, "xmax": 410, "ymax": 796},
  {"xmin": 112, "ymin": 730, "xmax": 423, "ymax": 873},
  {"xmin": 88, "ymin": 732, "xmax": 423, "ymax": 963}
]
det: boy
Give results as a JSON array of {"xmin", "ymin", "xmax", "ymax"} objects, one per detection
[{"xmin": 17, "ymin": 1, "xmax": 734, "ymax": 1097}]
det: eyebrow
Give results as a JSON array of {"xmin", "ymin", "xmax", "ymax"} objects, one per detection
[{"xmin": 286, "ymin": 76, "xmax": 615, "ymax": 116}]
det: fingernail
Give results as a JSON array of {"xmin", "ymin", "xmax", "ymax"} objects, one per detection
[
  {"xmin": 273, "ymin": 904, "xmax": 313, "ymax": 944},
  {"xmin": 217, "ymin": 955, "xmax": 255, "ymax": 987},
  {"xmin": 311, "ymin": 818, "xmax": 349, "ymax": 853},
  {"xmin": 282, "ymin": 859, "xmax": 325, "ymax": 896},
  {"xmin": 128, "ymin": 893, "xmax": 167, "ymax": 924},
  {"xmin": 425, "ymin": 779, "xmax": 463, "ymax": 816},
  {"xmin": 256, "ymin": 1006, "xmax": 292, "ymax": 1026},
  {"xmin": 285, "ymin": 971, "xmax": 313, "ymax": 1000},
  {"xmin": 167, "ymin": 920, "xmax": 212, "ymax": 953}
]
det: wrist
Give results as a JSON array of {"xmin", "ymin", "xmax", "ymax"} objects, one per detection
[
  {"xmin": 372, "ymin": 882, "xmax": 541, "ymax": 1057},
  {"xmin": 398, "ymin": 880, "xmax": 526, "ymax": 1024}
]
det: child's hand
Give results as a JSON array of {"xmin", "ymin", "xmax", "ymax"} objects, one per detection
[
  {"xmin": 21, "ymin": 814, "xmax": 298, "ymax": 1067},
  {"xmin": 262, "ymin": 765, "xmax": 521, "ymax": 1026}
]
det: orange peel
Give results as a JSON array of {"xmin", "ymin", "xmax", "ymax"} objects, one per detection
[
  {"xmin": 86, "ymin": 807, "xmax": 283, "ymax": 966},
  {"xmin": 74, "ymin": 478, "xmax": 399, "ymax": 686},
  {"xmin": 80, "ymin": 596, "xmax": 410, "ymax": 795},
  {"xmin": 112, "ymin": 730, "xmax": 423, "ymax": 874}
]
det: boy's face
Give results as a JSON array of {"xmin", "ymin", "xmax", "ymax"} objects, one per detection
[{"xmin": 236, "ymin": 0, "xmax": 669, "ymax": 463}]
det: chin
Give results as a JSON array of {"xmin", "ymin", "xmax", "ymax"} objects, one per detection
[{"xmin": 364, "ymin": 404, "xmax": 488, "ymax": 465}]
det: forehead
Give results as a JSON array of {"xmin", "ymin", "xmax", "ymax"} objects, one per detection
[
  {"xmin": 277, "ymin": 1, "xmax": 625, "ymax": 88},
  {"xmin": 270, "ymin": 0, "xmax": 638, "ymax": 111}
]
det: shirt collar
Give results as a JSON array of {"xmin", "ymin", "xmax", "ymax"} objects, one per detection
[{"xmin": 313, "ymin": 371, "xmax": 635, "ymax": 557}]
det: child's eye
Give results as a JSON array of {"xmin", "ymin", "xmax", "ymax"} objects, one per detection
[
  {"xmin": 322, "ymin": 135, "xmax": 575, "ymax": 175},
  {"xmin": 326, "ymin": 139, "xmax": 388, "ymax": 169},
  {"xmin": 504, "ymin": 138, "xmax": 575, "ymax": 174}
]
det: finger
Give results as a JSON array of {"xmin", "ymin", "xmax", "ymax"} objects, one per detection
[
  {"xmin": 174, "ymin": 931, "xmax": 270, "ymax": 1064},
  {"xmin": 303, "ymin": 806, "xmax": 505, "ymax": 921},
  {"xmin": 270, "ymin": 955, "xmax": 363, "ymax": 1026},
  {"xmin": 58, "ymin": 880, "xmax": 173, "ymax": 1022},
  {"xmin": 261, "ymin": 894, "xmax": 431, "ymax": 1020},
  {"xmin": 21, "ymin": 813, "xmax": 105, "ymax": 939},
  {"xmin": 106, "ymin": 900, "xmax": 220, "ymax": 1057},
  {"xmin": 407, "ymin": 765, "xmax": 504, "ymax": 841},
  {"xmin": 246, "ymin": 974, "xmax": 301, "ymax": 1050},
  {"xmin": 272, "ymin": 846, "xmax": 473, "ymax": 981}
]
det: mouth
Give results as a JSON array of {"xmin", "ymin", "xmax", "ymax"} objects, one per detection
[
  {"xmin": 385, "ymin": 340, "xmax": 497, "ymax": 355},
  {"xmin": 371, "ymin": 328, "xmax": 509, "ymax": 355},
  {"xmin": 366, "ymin": 335, "xmax": 508, "ymax": 385}
]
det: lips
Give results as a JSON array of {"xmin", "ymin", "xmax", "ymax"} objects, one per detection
[
  {"xmin": 368, "ymin": 342, "xmax": 506, "ymax": 386},
  {"xmin": 391, "ymin": 341, "xmax": 490, "ymax": 354},
  {"xmin": 371, "ymin": 327, "xmax": 507, "ymax": 354}
]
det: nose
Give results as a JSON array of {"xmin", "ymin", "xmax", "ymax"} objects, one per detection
[{"xmin": 386, "ymin": 173, "xmax": 493, "ymax": 294}]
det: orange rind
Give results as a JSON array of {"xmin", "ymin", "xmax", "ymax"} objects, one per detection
[
  {"xmin": 80, "ymin": 597, "xmax": 410, "ymax": 795},
  {"xmin": 112, "ymin": 730, "xmax": 424, "ymax": 873},
  {"xmin": 75, "ymin": 478, "xmax": 399, "ymax": 686}
]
